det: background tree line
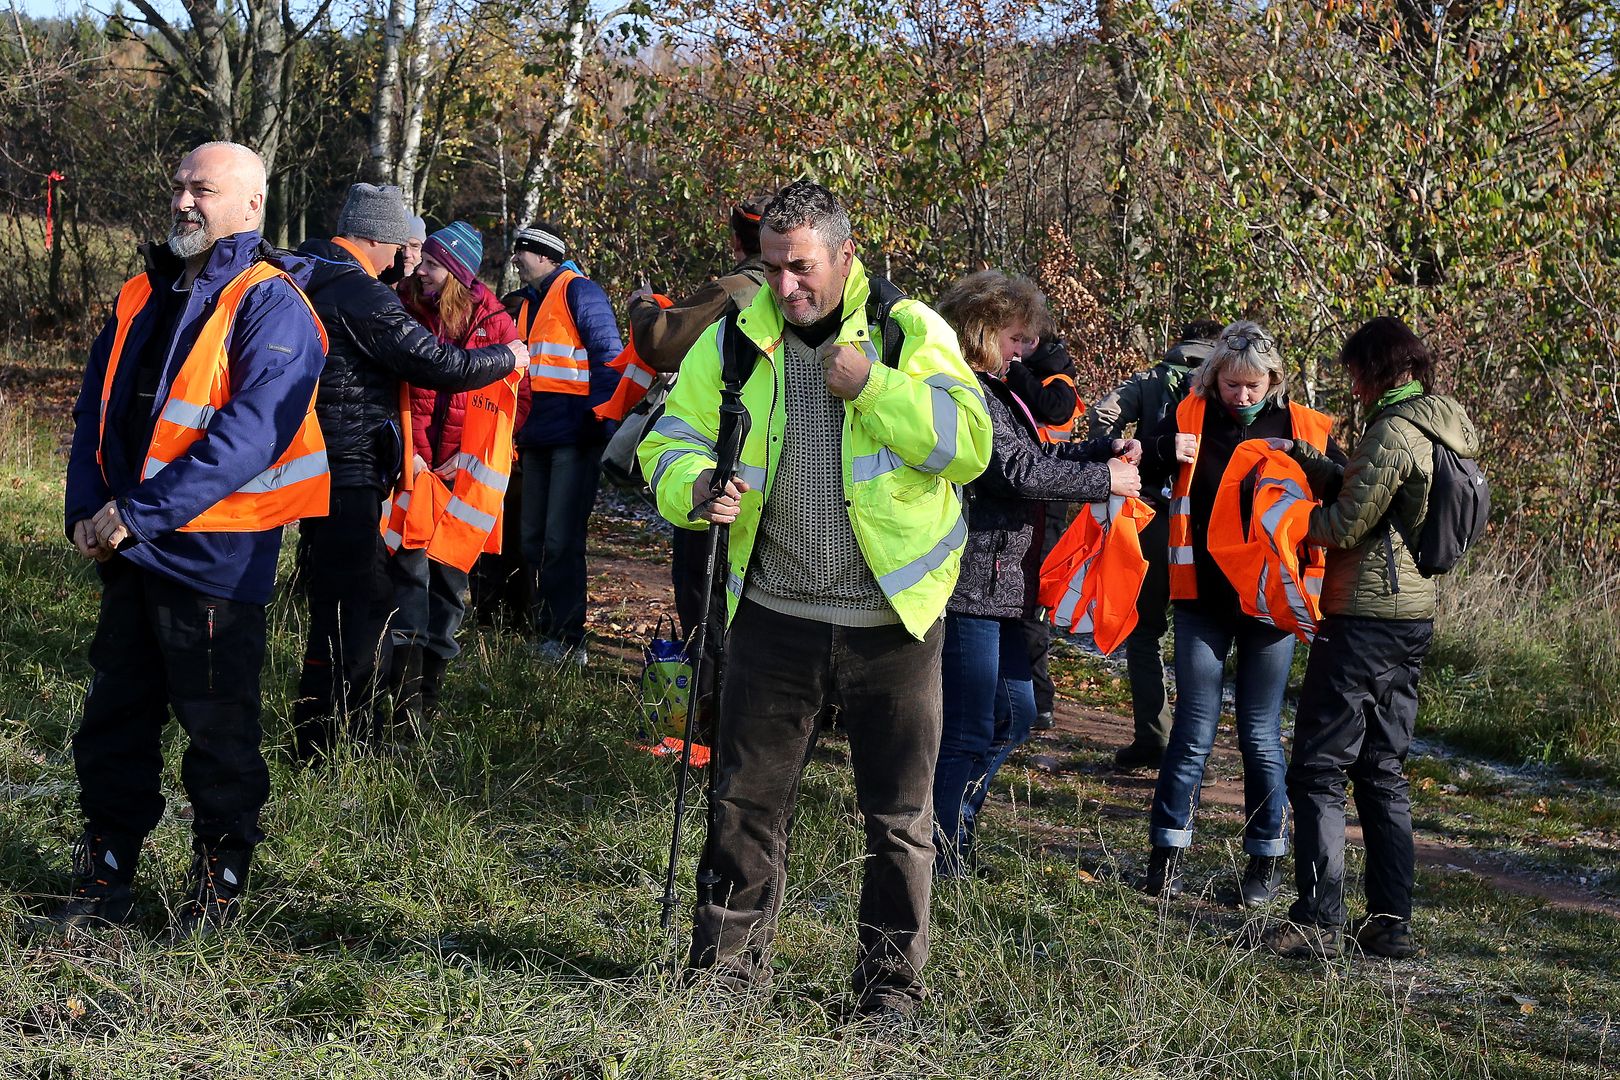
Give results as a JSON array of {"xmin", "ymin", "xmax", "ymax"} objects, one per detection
[{"xmin": 2, "ymin": 0, "xmax": 1617, "ymax": 552}]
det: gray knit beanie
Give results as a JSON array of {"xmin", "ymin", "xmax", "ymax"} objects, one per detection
[{"xmin": 336, "ymin": 183, "xmax": 411, "ymax": 246}]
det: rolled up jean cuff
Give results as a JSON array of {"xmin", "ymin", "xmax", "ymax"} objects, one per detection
[
  {"xmin": 1150, "ymin": 826, "xmax": 1194, "ymax": 850},
  {"xmin": 1244, "ymin": 834, "xmax": 1289, "ymax": 858}
]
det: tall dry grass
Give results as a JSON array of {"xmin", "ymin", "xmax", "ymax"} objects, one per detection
[{"xmin": 1426, "ymin": 538, "xmax": 1620, "ymax": 776}]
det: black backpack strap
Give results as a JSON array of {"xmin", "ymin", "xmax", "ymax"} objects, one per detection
[
  {"xmin": 716, "ymin": 310, "xmax": 760, "ymax": 392},
  {"xmin": 864, "ymin": 274, "xmax": 908, "ymax": 369}
]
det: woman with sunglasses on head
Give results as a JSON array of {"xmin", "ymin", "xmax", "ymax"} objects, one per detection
[
  {"xmin": 1138, "ymin": 320, "xmax": 1342, "ymax": 907},
  {"xmin": 931, "ymin": 270, "xmax": 1143, "ymax": 878}
]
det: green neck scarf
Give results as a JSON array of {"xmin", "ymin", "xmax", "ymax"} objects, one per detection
[
  {"xmin": 1228, "ymin": 400, "xmax": 1266, "ymax": 426},
  {"xmin": 1374, "ymin": 379, "xmax": 1424, "ymax": 411}
]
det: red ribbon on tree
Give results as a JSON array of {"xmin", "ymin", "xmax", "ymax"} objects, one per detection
[{"xmin": 45, "ymin": 171, "xmax": 66, "ymax": 250}]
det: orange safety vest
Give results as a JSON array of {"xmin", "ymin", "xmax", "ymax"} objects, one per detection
[
  {"xmin": 98, "ymin": 262, "xmax": 330, "ymax": 533},
  {"xmin": 1038, "ymin": 495, "xmax": 1156, "ymax": 655},
  {"xmin": 382, "ymin": 370, "xmax": 522, "ymax": 572},
  {"xmin": 594, "ymin": 292, "xmax": 672, "ymax": 422},
  {"xmin": 1208, "ymin": 442, "xmax": 1328, "ymax": 642},
  {"xmin": 1036, "ymin": 374, "xmax": 1085, "ymax": 444},
  {"xmin": 516, "ymin": 268, "xmax": 590, "ymax": 395},
  {"xmin": 1167, "ymin": 394, "xmax": 1332, "ymax": 602}
]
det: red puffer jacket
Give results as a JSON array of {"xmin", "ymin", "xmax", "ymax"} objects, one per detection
[{"xmin": 404, "ymin": 282, "xmax": 525, "ymax": 467}]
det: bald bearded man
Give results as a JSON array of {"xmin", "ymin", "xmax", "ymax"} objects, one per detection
[{"xmin": 59, "ymin": 141, "xmax": 328, "ymax": 938}]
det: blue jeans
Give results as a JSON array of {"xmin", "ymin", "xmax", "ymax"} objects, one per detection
[
  {"xmin": 933, "ymin": 615, "xmax": 1035, "ymax": 874},
  {"xmin": 1151, "ymin": 605, "xmax": 1294, "ymax": 857},
  {"xmin": 520, "ymin": 444, "xmax": 602, "ymax": 646}
]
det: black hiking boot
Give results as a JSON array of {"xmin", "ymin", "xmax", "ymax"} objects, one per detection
[
  {"xmin": 1113, "ymin": 740, "xmax": 1165, "ymax": 772},
  {"xmin": 1235, "ymin": 855, "xmax": 1285, "ymax": 909},
  {"xmin": 1139, "ymin": 845, "xmax": 1184, "ymax": 899},
  {"xmin": 172, "ymin": 843, "xmax": 252, "ymax": 940},
  {"xmin": 51, "ymin": 829, "xmax": 140, "ymax": 928},
  {"xmin": 1351, "ymin": 915, "xmax": 1418, "ymax": 959},
  {"xmin": 419, "ymin": 651, "xmax": 449, "ymax": 721},
  {"xmin": 384, "ymin": 643, "xmax": 425, "ymax": 738}
]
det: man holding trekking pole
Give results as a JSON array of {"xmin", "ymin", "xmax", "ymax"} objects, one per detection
[{"xmin": 639, "ymin": 181, "xmax": 991, "ymax": 1019}]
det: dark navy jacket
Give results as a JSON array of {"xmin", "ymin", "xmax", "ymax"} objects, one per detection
[
  {"xmin": 505, "ymin": 266, "xmax": 623, "ymax": 448},
  {"xmin": 65, "ymin": 232, "xmax": 327, "ymax": 605}
]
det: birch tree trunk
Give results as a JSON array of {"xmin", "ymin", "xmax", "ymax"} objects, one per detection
[
  {"xmin": 502, "ymin": 0, "xmax": 589, "ymax": 292},
  {"xmin": 367, "ymin": 0, "xmax": 409, "ymax": 183},
  {"xmin": 397, "ymin": 0, "xmax": 435, "ymax": 208}
]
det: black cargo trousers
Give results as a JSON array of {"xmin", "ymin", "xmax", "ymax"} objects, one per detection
[{"xmin": 73, "ymin": 559, "xmax": 271, "ymax": 851}]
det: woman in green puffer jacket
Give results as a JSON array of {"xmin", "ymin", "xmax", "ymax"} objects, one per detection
[{"xmin": 1260, "ymin": 316, "xmax": 1481, "ymax": 962}]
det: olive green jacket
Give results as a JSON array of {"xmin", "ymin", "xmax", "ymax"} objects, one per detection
[{"xmin": 1290, "ymin": 393, "xmax": 1481, "ymax": 620}]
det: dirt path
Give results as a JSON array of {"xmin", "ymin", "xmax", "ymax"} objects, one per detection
[
  {"xmin": 584, "ymin": 549, "xmax": 1620, "ymax": 920},
  {"xmin": 1041, "ymin": 705, "xmax": 1620, "ymax": 919}
]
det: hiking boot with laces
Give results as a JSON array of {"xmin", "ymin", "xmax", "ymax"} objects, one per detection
[
  {"xmin": 51, "ymin": 829, "xmax": 140, "ymax": 928},
  {"xmin": 1256, "ymin": 919, "xmax": 1342, "ymax": 960},
  {"xmin": 1139, "ymin": 845, "xmax": 1184, "ymax": 899},
  {"xmin": 1352, "ymin": 915, "xmax": 1418, "ymax": 959},
  {"xmin": 1236, "ymin": 855, "xmax": 1285, "ymax": 909},
  {"xmin": 173, "ymin": 843, "xmax": 252, "ymax": 940}
]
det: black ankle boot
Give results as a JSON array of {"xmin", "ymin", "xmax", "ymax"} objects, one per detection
[
  {"xmin": 52, "ymin": 829, "xmax": 141, "ymax": 927},
  {"xmin": 384, "ymin": 644, "xmax": 425, "ymax": 735},
  {"xmin": 1140, "ymin": 845, "xmax": 1184, "ymax": 898},
  {"xmin": 419, "ymin": 651, "xmax": 449, "ymax": 719},
  {"xmin": 173, "ymin": 842, "xmax": 252, "ymax": 940},
  {"xmin": 1237, "ymin": 855, "xmax": 1285, "ymax": 909}
]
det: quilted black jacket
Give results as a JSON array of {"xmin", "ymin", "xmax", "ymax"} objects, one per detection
[{"xmin": 295, "ymin": 238, "xmax": 515, "ymax": 490}]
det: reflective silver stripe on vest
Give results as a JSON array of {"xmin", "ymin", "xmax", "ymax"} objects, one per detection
[
  {"xmin": 1171, "ymin": 496, "xmax": 1191, "ymax": 516},
  {"xmin": 736, "ymin": 463, "xmax": 767, "ymax": 491},
  {"xmin": 852, "ymin": 446, "xmax": 906, "ymax": 483},
  {"xmin": 528, "ymin": 362, "xmax": 591, "ymax": 383},
  {"xmin": 160, "ymin": 398, "xmax": 216, "ymax": 430},
  {"xmin": 877, "ymin": 513, "xmax": 967, "ymax": 596},
  {"xmin": 650, "ymin": 413, "xmax": 717, "ymax": 451},
  {"xmin": 1052, "ymin": 501, "xmax": 1114, "ymax": 629},
  {"xmin": 449, "ymin": 452, "xmax": 510, "ymax": 493},
  {"xmin": 1256, "ymin": 478, "xmax": 1316, "ymax": 633},
  {"xmin": 625, "ymin": 364, "xmax": 655, "ymax": 389},
  {"xmin": 395, "ymin": 490, "xmax": 412, "ymax": 511},
  {"xmin": 236, "ymin": 450, "xmax": 328, "ymax": 494},
  {"xmin": 529, "ymin": 341, "xmax": 588, "ymax": 361},
  {"xmin": 859, "ymin": 337, "xmax": 880, "ymax": 365},
  {"xmin": 650, "ymin": 448, "xmax": 694, "ymax": 493},
  {"xmin": 916, "ymin": 374, "xmax": 961, "ymax": 474},
  {"xmin": 1169, "ymin": 546, "xmax": 1195, "ymax": 564},
  {"xmin": 444, "ymin": 495, "xmax": 497, "ymax": 533},
  {"xmin": 382, "ymin": 528, "xmax": 403, "ymax": 550},
  {"xmin": 726, "ymin": 571, "xmax": 745, "ymax": 598}
]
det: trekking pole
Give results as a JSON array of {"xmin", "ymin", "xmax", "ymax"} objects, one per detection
[{"xmin": 659, "ymin": 384, "xmax": 749, "ymax": 950}]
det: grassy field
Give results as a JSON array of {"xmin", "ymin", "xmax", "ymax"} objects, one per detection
[{"xmin": 1, "ymin": 366, "xmax": 1617, "ymax": 1078}]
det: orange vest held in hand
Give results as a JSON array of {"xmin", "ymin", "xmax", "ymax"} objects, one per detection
[
  {"xmin": 594, "ymin": 292, "xmax": 672, "ymax": 422},
  {"xmin": 1166, "ymin": 393, "xmax": 1332, "ymax": 602},
  {"xmin": 382, "ymin": 370, "xmax": 522, "ymax": 572},
  {"xmin": 98, "ymin": 261, "xmax": 330, "ymax": 532},
  {"xmin": 1208, "ymin": 441, "xmax": 1329, "ymax": 642},
  {"xmin": 516, "ymin": 268, "xmax": 590, "ymax": 395},
  {"xmin": 1036, "ymin": 373, "xmax": 1084, "ymax": 444},
  {"xmin": 1038, "ymin": 495, "xmax": 1156, "ymax": 655}
]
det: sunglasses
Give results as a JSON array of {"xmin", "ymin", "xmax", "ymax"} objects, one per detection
[{"xmin": 1224, "ymin": 332, "xmax": 1274, "ymax": 355}]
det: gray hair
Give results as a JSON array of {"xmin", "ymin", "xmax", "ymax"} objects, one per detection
[
  {"xmin": 1192, "ymin": 319, "xmax": 1288, "ymax": 402},
  {"xmin": 760, "ymin": 179, "xmax": 852, "ymax": 255}
]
